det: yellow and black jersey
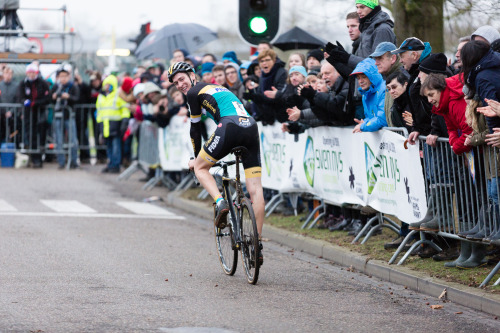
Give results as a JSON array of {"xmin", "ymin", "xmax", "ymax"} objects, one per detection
[{"xmin": 186, "ymin": 82, "xmax": 249, "ymax": 124}]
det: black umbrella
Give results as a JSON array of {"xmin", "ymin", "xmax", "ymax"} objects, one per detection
[
  {"xmin": 135, "ymin": 23, "xmax": 218, "ymax": 60},
  {"xmin": 273, "ymin": 26, "xmax": 326, "ymax": 51}
]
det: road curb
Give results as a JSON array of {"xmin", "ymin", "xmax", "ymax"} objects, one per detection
[{"xmin": 166, "ymin": 192, "xmax": 500, "ymax": 317}]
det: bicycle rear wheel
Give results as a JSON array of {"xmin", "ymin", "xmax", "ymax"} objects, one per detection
[
  {"xmin": 214, "ymin": 209, "xmax": 238, "ymax": 276},
  {"xmin": 239, "ymin": 197, "xmax": 260, "ymax": 284}
]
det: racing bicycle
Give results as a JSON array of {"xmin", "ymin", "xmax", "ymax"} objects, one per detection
[{"xmin": 194, "ymin": 146, "xmax": 261, "ymax": 284}]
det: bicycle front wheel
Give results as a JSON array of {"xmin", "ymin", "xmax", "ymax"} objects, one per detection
[
  {"xmin": 239, "ymin": 197, "xmax": 260, "ymax": 284},
  {"xmin": 214, "ymin": 212, "xmax": 238, "ymax": 276}
]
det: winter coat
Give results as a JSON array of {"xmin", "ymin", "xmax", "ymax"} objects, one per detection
[
  {"xmin": 383, "ymin": 62, "xmax": 408, "ymax": 128},
  {"xmin": 406, "ymin": 50, "xmax": 448, "ymax": 137},
  {"xmin": 352, "ymin": 59, "xmax": 387, "ymax": 132},
  {"xmin": 431, "ymin": 74, "xmax": 472, "ymax": 155},
  {"xmin": 467, "ymin": 49, "xmax": 500, "ymax": 133},
  {"xmin": 227, "ymin": 80, "xmax": 245, "ymax": 102},
  {"xmin": 310, "ymin": 77, "xmax": 351, "ymax": 125},
  {"xmin": 467, "ymin": 114, "xmax": 500, "ymax": 180},
  {"xmin": 347, "ymin": 6, "xmax": 396, "ymax": 69},
  {"xmin": 96, "ymin": 75, "xmax": 130, "ymax": 138},
  {"xmin": 18, "ymin": 76, "xmax": 50, "ymax": 121},
  {"xmin": 0, "ymin": 79, "xmax": 18, "ymax": 103},
  {"xmin": 249, "ymin": 58, "xmax": 287, "ymax": 124},
  {"xmin": 388, "ymin": 91, "xmax": 412, "ymax": 132},
  {"xmin": 49, "ymin": 80, "xmax": 80, "ymax": 119}
]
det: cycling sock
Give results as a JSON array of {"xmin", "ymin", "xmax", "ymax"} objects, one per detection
[{"xmin": 214, "ymin": 194, "xmax": 223, "ymax": 204}]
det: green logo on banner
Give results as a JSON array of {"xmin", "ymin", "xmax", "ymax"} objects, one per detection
[
  {"xmin": 304, "ymin": 136, "xmax": 315, "ymax": 187},
  {"xmin": 261, "ymin": 132, "xmax": 271, "ymax": 176},
  {"xmin": 364, "ymin": 142, "xmax": 380, "ymax": 194}
]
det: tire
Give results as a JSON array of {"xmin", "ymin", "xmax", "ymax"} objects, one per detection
[
  {"xmin": 239, "ymin": 197, "xmax": 260, "ymax": 284},
  {"xmin": 214, "ymin": 206, "xmax": 238, "ymax": 276}
]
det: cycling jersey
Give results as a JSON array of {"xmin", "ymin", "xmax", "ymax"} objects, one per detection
[
  {"xmin": 187, "ymin": 82, "xmax": 261, "ymax": 178},
  {"xmin": 187, "ymin": 82, "xmax": 249, "ymax": 124}
]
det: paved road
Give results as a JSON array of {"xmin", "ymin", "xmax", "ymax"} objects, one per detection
[{"xmin": 1, "ymin": 165, "xmax": 499, "ymax": 332}]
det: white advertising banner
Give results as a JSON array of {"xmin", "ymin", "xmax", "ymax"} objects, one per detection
[
  {"xmin": 297, "ymin": 127, "xmax": 427, "ymax": 222},
  {"xmin": 158, "ymin": 115, "xmax": 192, "ymax": 171},
  {"xmin": 158, "ymin": 118, "xmax": 427, "ymax": 222}
]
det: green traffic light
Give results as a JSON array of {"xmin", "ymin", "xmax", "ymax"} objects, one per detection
[{"xmin": 249, "ymin": 16, "xmax": 267, "ymax": 34}]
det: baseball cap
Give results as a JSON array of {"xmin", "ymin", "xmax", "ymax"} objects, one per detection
[
  {"xmin": 369, "ymin": 42, "xmax": 397, "ymax": 58},
  {"xmin": 391, "ymin": 37, "xmax": 425, "ymax": 54}
]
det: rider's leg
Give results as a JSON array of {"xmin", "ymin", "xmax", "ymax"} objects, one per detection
[
  {"xmin": 194, "ymin": 156, "xmax": 220, "ymax": 201},
  {"xmin": 245, "ymin": 177, "xmax": 265, "ymax": 235}
]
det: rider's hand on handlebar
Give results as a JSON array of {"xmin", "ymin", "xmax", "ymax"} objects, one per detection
[{"xmin": 188, "ymin": 158, "xmax": 195, "ymax": 171}]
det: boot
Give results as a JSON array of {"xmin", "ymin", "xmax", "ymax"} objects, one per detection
[
  {"xmin": 419, "ymin": 218, "xmax": 439, "ymax": 232},
  {"xmin": 410, "ymin": 187, "xmax": 435, "ymax": 230},
  {"xmin": 140, "ymin": 167, "xmax": 156, "ymax": 182},
  {"xmin": 444, "ymin": 241, "xmax": 471, "ymax": 268},
  {"xmin": 466, "ymin": 206, "xmax": 490, "ymax": 240},
  {"xmin": 458, "ymin": 223, "xmax": 481, "ymax": 238},
  {"xmin": 345, "ymin": 219, "xmax": 362, "ymax": 232},
  {"xmin": 487, "ymin": 227, "xmax": 500, "ymax": 242},
  {"xmin": 432, "ymin": 246, "xmax": 460, "ymax": 261},
  {"xmin": 483, "ymin": 203, "xmax": 499, "ymax": 242},
  {"xmin": 328, "ymin": 218, "xmax": 351, "ymax": 231},
  {"xmin": 456, "ymin": 243, "xmax": 488, "ymax": 269},
  {"xmin": 420, "ymin": 191, "xmax": 454, "ymax": 232}
]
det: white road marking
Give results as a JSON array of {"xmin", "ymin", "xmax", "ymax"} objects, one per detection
[
  {"xmin": 0, "ymin": 199, "xmax": 17, "ymax": 211},
  {"xmin": 0, "ymin": 212, "xmax": 185, "ymax": 220},
  {"xmin": 116, "ymin": 201, "xmax": 174, "ymax": 216},
  {"xmin": 41, "ymin": 200, "xmax": 97, "ymax": 213}
]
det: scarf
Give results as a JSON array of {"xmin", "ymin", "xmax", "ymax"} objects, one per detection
[
  {"xmin": 359, "ymin": 6, "xmax": 381, "ymax": 32},
  {"xmin": 260, "ymin": 62, "xmax": 280, "ymax": 92}
]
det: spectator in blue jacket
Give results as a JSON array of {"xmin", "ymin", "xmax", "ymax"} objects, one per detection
[{"xmin": 351, "ymin": 58, "xmax": 387, "ymax": 132}]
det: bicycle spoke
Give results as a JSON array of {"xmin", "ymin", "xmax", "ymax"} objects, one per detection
[
  {"xmin": 214, "ymin": 212, "xmax": 238, "ymax": 276},
  {"xmin": 239, "ymin": 197, "xmax": 260, "ymax": 284}
]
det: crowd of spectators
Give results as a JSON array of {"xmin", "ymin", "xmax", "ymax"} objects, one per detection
[{"xmin": 1, "ymin": 0, "xmax": 500, "ymax": 270}]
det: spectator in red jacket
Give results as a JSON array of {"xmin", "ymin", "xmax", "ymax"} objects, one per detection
[{"xmin": 420, "ymin": 73, "xmax": 471, "ymax": 155}]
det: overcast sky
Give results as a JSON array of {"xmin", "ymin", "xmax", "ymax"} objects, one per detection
[{"xmin": 18, "ymin": 0, "xmax": 353, "ymax": 54}]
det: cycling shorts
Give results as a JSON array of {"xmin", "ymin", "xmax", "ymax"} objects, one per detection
[{"xmin": 198, "ymin": 116, "xmax": 262, "ymax": 179}]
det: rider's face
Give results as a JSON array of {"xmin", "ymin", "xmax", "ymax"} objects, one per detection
[{"xmin": 173, "ymin": 73, "xmax": 193, "ymax": 94}]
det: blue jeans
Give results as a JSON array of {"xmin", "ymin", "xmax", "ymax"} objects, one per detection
[
  {"xmin": 105, "ymin": 136, "xmax": 121, "ymax": 169},
  {"xmin": 54, "ymin": 118, "xmax": 78, "ymax": 167},
  {"xmin": 487, "ymin": 178, "xmax": 499, "ymax": 220}
]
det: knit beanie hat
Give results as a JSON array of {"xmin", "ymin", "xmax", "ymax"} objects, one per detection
[
  {"xmin": 471, "ymin": 25, "xmax": 500, "ymax": 45},
  {"xmin": 224, "ymin": 62, "xmax": 240, "ymax": 73},
  {"xmin": 418, "ymin": 53, "xmax": 448, "ymax": 75},
  {"xmin": 133, "ymin": 83, "xmax": 145, "ymax": 98},
  {"xmin": 288, "ymin": 66, "xmax": 307, "ymax": 78},
  {"xmin": 201, "ymin": 62, "xmax": 215, "ymax": 75},
  {"xmin": 306, "ymin": 49, "xmax": 324, "ymax": 62},
  {"xmin": 222, "ymin": 51, "xmax": 239, "ymax": 64},
  {"xmin": 26, "ymin": 63, "xmax": 39, "ymax": 73},
  {"xmin": 355, "ymin": 0, "xmax": 378, "ymax": 9},
  {"xmin": 121, "ymin": 77, "xmax": 133, "ymax": 94}
]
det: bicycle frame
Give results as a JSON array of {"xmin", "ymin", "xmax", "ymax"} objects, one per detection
[{"xmin": 219, "ymin": 154, "xmax": 244, "ymax": 250}]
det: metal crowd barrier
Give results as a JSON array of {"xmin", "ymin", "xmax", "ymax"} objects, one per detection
[
  {"xmin": 384, "ymin": 134, "xmax": 500, "ymax": 287},
  {"xmin": 73, "ymin": 103, "xmax": 107, "ymax": 164},
  {"xmin": 118, "ymin": 120, "xmax": 159, "ymax": 190},
  {"xmin": 0, "ymin": 103, "xmax": 77, "ymax": 169}
]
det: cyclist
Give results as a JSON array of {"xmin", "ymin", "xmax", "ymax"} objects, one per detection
[{"xmin": 168, "ymin": 61, "xmax": 265, "ymax": 263}]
